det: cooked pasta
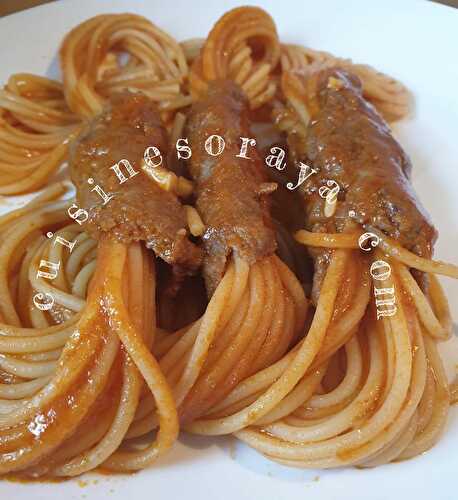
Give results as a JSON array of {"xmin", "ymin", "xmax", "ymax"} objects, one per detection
[{"xmin": 0, "ymin": 5, "xmax": 455, "ymax": 481}]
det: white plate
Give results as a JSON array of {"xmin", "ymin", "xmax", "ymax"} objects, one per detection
[{"xmin": 1, "ymin": 0, "xmax": 458, "ymax": 498}]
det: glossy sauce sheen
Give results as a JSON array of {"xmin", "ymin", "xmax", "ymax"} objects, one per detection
[
  {"xmin": 294, "ymin": 68, "xmax": 437, "ymax": 259},
  {"xmin": 70, "ymin": 93, "xmax": 202, "ymax": 275},
  {"xmin": 185, "ymin": 81, "xmax": 277, "ymax": 293}
]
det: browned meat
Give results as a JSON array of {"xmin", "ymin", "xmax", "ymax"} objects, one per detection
[
  {"xmin": 289, "ymin": 67, "xmax": 436, "ymax": 257},
  {"xmin": 185, "ymin": 80, "xmax": 277, "ymax": 293},
  {"xmin": 70, "ymin": 92, "xmax": 202, "ymax": 276},
  {"xmin": 285, "ymin": 67, "xmax": 437, "ymax": 299}
]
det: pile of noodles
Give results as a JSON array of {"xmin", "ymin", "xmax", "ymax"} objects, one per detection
[{"xmin": 0, "ymin": 7, "xmax": 456, "ymax": 479}]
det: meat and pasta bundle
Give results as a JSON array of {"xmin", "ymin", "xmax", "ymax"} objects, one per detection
[{"xmin": 0, "ymin": 5, "xmax": 456, "ymax": 479}]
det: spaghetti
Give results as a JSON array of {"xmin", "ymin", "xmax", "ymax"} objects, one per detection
[{"xmin": 0, "ymin": 5, "xmax": 456, "ymax": 480}]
